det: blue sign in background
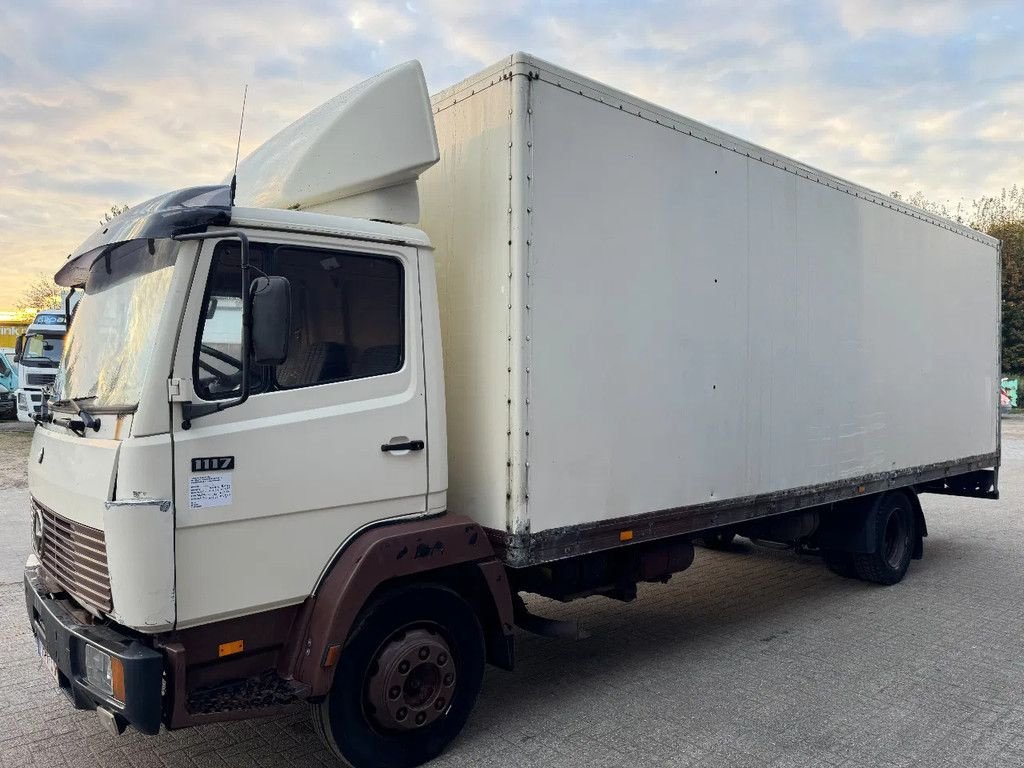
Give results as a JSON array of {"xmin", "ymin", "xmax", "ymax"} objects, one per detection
[{"xmin": 33, "ymin": 314, "xmax": 65, "ymax": 325}]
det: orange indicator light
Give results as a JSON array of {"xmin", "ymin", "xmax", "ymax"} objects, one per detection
[{"xmin": 218, "ymin": 640, "xmax": 245, "ymax": 657}]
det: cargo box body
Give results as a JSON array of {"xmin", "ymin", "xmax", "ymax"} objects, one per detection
[{"xmin": 418, "ymin": 53, "xmax": 1000, "ymax": 567}]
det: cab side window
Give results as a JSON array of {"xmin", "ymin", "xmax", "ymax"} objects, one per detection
[
  {"xmin": 193, "ymin": 241, "xmax": 404, "ymax": 400},
  {"xmin": 274, "ymin": 247, "xmax": 404, "ymax": 389}
]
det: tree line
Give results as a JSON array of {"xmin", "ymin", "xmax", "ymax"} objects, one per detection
[{"xmin": 891, "ymin": 187, "xmax": 1024, "ymax": 374}]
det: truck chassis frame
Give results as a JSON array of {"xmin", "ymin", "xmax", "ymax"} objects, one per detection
[{"xmin": 493, "ymin": 452, "xmax": 999, "ymax": 568}]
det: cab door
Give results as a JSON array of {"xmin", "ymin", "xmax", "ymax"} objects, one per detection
[{"xmin": 170, "ymin": 231, "xmax": 428, "ymax": 627}]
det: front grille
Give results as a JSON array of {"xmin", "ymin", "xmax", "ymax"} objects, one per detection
[
  {"xmin": 26, "ymin": 373, "xmax": 56, "ymax": 387},
  {"xmin": 34, "ymin": 500, "xmax": 112, "ymax": 613}
]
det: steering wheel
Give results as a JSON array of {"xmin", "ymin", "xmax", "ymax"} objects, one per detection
[
  {"xmin": 198, "ymin": 344, "xmax": 243, "ymax": 389},
  {"xmin": 200, "ymin": 343, "xmax": 242, "ymax": 369}
]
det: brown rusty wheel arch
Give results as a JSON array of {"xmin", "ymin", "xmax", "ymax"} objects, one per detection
[{"xmin": 281, "ymin": 514, "xmax": 514, "ymax": 697}]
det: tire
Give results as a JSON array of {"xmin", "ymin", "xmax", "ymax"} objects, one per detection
[
  {"xmin": 311, "ymin": 584, "xmax": 485, "ymax": 768},
  {"xmin": 852, "ymin": 492, "xmax": 915, "ymax": 585},
  {"xmin": 697, "ymin": 531, "xmax": 736, "ymax": 549},
  {"xmin": 822, "ymin": 549, "xmax": 857, "ymax": 579}
]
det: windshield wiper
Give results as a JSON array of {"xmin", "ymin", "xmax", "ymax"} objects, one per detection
[{"xmin": 48, "ymin": 397, "xmax": 101, "ymax": 436}]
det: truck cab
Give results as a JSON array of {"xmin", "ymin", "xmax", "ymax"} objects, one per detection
[
  {"xmin": 0, "ymin": 352, "xmax": 16, "ymax": 418},
  {"xmin": 0, "ymin": 350, "xmax": 16, "ymax": 392},
  {"xmin": 14, "ymin": 309, "xmax": 66, "ymax": 422},
  {"xmin": 29, "ymin": 189, "xmax": 447, "ymax": 623}
]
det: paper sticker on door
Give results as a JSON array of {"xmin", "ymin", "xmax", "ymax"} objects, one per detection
[{"xmin": 189, "ymin": 473, "xmax": 233, "ymax": 509}]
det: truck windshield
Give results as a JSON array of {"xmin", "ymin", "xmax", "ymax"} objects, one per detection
[
  {"xmin": 55, "ymin": 238, "xmax": 180, "ymax": 408},
  {"xmin": 22, "ymin": 334, "xmax": 64, "ymax": 368}
]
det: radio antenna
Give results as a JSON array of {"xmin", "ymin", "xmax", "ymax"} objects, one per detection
[{"xmin": 229, "ymin": 83, "xmax": 248, "ymax": 205}]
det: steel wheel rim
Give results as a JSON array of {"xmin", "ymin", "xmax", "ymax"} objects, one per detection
[
  {"xmin": 365, "ymin": 625, "xmax": 457, "ymax": 732},
  {"xmin": 883, "ymin": 506, "xmax": 909, "ymax": 569}
]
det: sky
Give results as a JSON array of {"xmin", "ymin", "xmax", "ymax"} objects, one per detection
[{"xmin": 1, "ymin": 0, "xmax": 1022, "ymax": 310}]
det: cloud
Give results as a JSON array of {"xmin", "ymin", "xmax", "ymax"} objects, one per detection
[
  {"xmin": 349, "ymin": 1, "xmax": 417, "ymax": 40},
  {"xmin": 0, "ymin": 0, "xmax": 1021, "ymax": 309},
  {"xmin": 833, "ymin": 0, "xmax": 972, "ymax": 38}
]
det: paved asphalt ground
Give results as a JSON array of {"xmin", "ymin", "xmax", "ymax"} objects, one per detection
[{"xmin": 2, "ymin": 420, "xmax": 1023, "ymax": 767}]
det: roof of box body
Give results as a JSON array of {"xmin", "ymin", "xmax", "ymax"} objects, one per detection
[{"xmin": 432, "ymin": 51, "xmax": 996, "ymax": 248}]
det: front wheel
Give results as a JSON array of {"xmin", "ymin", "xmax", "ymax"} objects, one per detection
[{"xmin": 312, "ymin": 584, "xmax": 485, "ymax": 768}]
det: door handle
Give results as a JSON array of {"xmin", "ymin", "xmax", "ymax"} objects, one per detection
[{"xmin": 381, "ymin": 440, "xmax": 425, "ymax": 452}]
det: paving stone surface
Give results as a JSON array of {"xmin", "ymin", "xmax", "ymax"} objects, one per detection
[{"xmin": 2, "ymin": 421, "xmax": 1023, "ymax": 767}]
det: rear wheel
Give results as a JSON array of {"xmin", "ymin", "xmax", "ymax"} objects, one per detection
[
  {"xmin": 852, "ymin": 493, "xmax": 915, "ymax": 585},
  {"xmin": 312, "ymin": 584, "xmax": 485, "ymax": 768}
]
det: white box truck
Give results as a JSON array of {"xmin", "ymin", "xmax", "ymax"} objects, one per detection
[{"xmin": 24, "ymin": 53, "xmax": 999, "ymax": 768}]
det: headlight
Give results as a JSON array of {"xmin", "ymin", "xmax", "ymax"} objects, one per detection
[
  {"xmin": 17, "ymin": 392, "xmax": 26, "ymax": 407},
  {"xmin": 83, "ymin": 645, "xmax": 125, "ymax": 702}
]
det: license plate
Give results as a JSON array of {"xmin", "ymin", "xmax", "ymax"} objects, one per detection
[{"xmin": 35, "ymin": 637, "xmax": 60, "ymax": 685}]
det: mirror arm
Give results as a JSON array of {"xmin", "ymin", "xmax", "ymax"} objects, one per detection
[
  {"xmin": 63, "ymin": 288, "xmax": 78, "ymax": 329},
  {"xmin": 174, "ymin": 230, "xmax": 251, "ymax": 430}
]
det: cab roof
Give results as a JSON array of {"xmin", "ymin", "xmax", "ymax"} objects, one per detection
[
  {"xmin": 55, "ymin": 185, "xmax": 430, "ymax": 287},
  {"xmin": 229, "ymin": 206, "xmax": 431, "ymax": 248}
]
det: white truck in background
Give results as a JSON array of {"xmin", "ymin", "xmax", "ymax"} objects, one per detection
[
  {"xmin": 14, "ymin": 308, "xmax": 68, "ymax": 422},
  {"xmin": 24, "ymin": 53, "xmax": 999, "ymax": 768}
]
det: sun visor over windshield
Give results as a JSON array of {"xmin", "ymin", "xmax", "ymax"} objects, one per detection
[{"xmin": 55, "ymin": 185, "xmax": 231, "ymax": 287}]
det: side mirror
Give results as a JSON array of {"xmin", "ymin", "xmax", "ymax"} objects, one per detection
[
  {"xmin": 250, "ymin": 276, "xmax": 291, "ymax": 365},
  {"xmin": 13, "ymin": 334, "xmax": 23, "ymax": 363}
]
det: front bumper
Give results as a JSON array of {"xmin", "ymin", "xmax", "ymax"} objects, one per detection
[{"xmin": 24, "ymin": 558, "xmax": 164, "ymax": 735}]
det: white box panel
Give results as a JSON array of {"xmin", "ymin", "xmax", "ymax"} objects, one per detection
[{"xmin": 421, "ymin": 54, "xmax": 999, "ymax": 543}]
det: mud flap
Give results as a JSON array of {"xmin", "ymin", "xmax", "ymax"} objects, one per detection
[
  {"xmin": 910, "ymin": 494, "xmax": 927, "ymax": 560},
  {"xmin": 816, "ymin": 496, "xmax": 878, "ymax": 554},
  {"xmin": 817, "ymin": 491, "xmax": 924, "ymax": 557}
]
